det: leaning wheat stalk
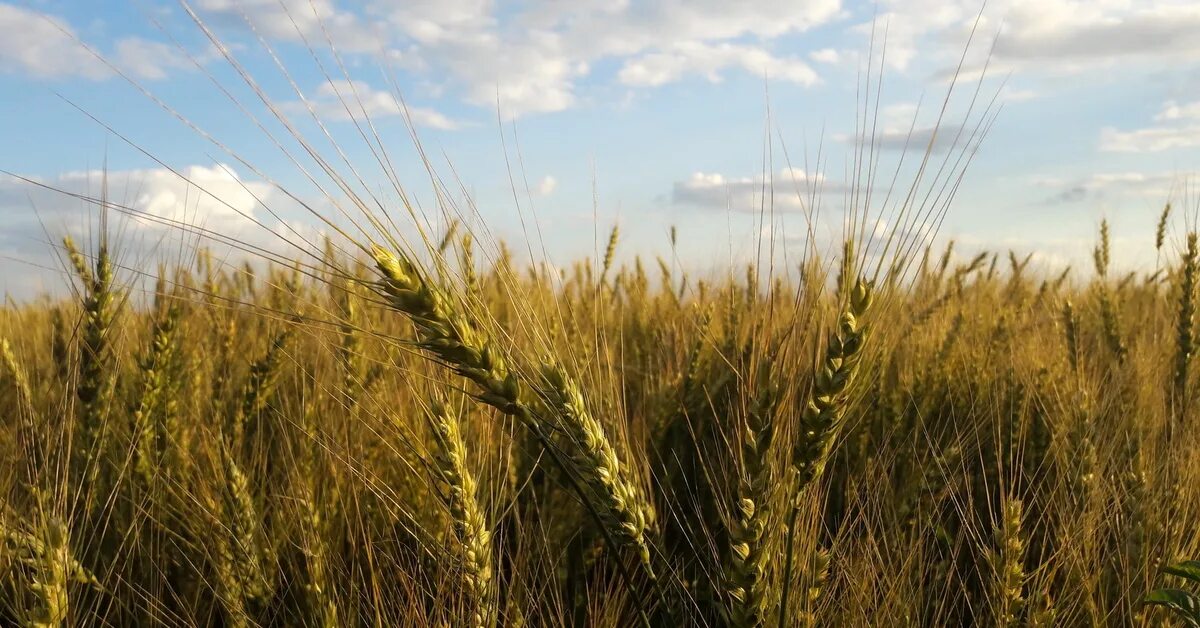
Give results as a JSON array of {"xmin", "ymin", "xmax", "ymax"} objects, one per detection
[
  {"xmin": 538, "ymin": 363, "xmax": 657, "ymax": 578},
  {"xmin": 371, "ymin": 245, "xmax": 661, "ymax": 587}
]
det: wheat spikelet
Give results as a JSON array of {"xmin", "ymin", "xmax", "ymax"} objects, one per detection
[
  {"xmin": 298, "ymin": 482, "xmax": 338, "ymax": 628},
  {"xmin": 3, "ymin": 515, "xmax": 99, "ymax": 628},
  {"xmin": 538, "ymin": 363, "xmax": 657, "ymax": 579},
  {"xmin": 63, "ymin": 235, "xmax": 117, "ymax": 504},
  {"xmin": 1094, "ymin": 220, "xmax": 1111, "ymax": 278},
  {"xmin": 372, "ymin": 245, "xmax": 663, "ymax": 613},
  {"xmin": 797, "ymin": 546, "xmax": 830, "ymax": 627},
  {"xmin": 1156, "ymin": 203, "xmax": 1172, "ymax": 254},
  {"xmin": 229, "ymin": 329, "xmax": 290, "ymax": 448},
  {"xmin": 216, "ymin": 443, "xmax": 271, "ymax": 617},
  {"xmin": 792, "ymin": 278, "xmax": 873, "ymax": 487},
  {"xmin": 602, "ymin": 224, "xmax": 620, "ymax": 284},
  {"xmin": 461, "ymin": 234, "xmax": 478, "ymax": 297},
  {"xmin": 428, "ymin": 399, "xmax": 495, "ymax": 628},
  {"xmin": 1174, "ymin": 233, "xmax": 1197, "ymax": 411},
  {"xmin": 1061, "ymin": 301, "xmax": 1080, "ymax": 374},
  {"xmin": 991, "ymin": 499, "xmax": 1027, "ymax": 627},
  {"xmin": 372, "ymin": 245, "xmax": 524, "ymax": 418},
  {"xmin": 780, "ymin": 276, "xmax": 871, "ymax": 627},
  {"xmin": 724, "ymin": 383, "xmax": 781, "ymax": 627},
  {"xmin": 1098, "ymin": 288, "xmax": 1127, "ymax": 363},
  {"xmin": 1, "ymin": 338, "xmax": 36, "ymax": 418},
  {"xmin": 130, "ymin": 305, "xmax": 181, "ymax": 490}
]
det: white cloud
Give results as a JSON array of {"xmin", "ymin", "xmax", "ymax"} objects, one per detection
[
  {"xmin": 532, "ymin": 175, "xmax": 557, "ymax": 197},
  {"xmin": 373, "ymin": 0, "xmax": 842, "ymax": 116},
  {"xmin": 1100, "ymin": 125, "xmax": 1200, "ymax": 153},
  {"xmin": 0, "ymin": 164, "xmax": 270, "ymax": 235},
  {"xmin": 991, "ymin": 2, "xmax": 1200, "ymax": 66},
  {"xmin": 0, "ymin": 163, "xmax": 331, "ymax": 298},
  {"xmin": 110, "ymin": 39, "xmax": 195, "ymax": 81},
  {"xmin": 196, "ymin": 0, "xmax": 386, "ymax": 54},
  {"xmin": 870, "ymin": 0, "xmax": 1200, "ymax": 76},
  {"xmin": 1100, "ymin": 99, "xmax": 1200, "ymax": 152},
  {"xmin": 833, "ymin": 103, "xmax": 970, "ymax": 153},
  {"xmin": 292, "ymin": 80, "xmax": 458, "ymax": 129},
  {"xmin": 672, "ymin": 169, "xmax": 845, "ymax": 212},
  {"xmin": 0, "ymin": 3, "xmax": 204, "ymax": 81},
  {"xmin": 619, "ymin": 42, "xmax": 818, "ymax": 87},
  {"xmin": 0, "ymin": 3, "xmax": 195, "ymax": 81},
  {"xmin": 1157, "ymin": 100, "xmax": 1200, "ymax": 121},
  {"xmin": 809, "ymin": 48, "xmax": 840, "ymax": 64},
  {"xmin": 0, "ymin": 4, "xmax": 108, "ymax": 79},
  {"xmin": 1036, "ymin": 171, "xmax": 1179, "ymax": 204},
  {"xmin": 1000, "ymin": 88, "xmax": 1038, "ymax": 103}
]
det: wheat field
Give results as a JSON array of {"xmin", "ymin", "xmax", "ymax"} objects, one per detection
[
  {"xmin": 2, "ymin": 5, "xmax": 1200, "ymax": 626},
  {"xmin": 0, "ymin": 204, "xmax": 1198, "ymax": 626}
]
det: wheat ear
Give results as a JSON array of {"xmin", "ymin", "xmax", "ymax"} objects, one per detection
[
  {"xmin": 539, "ymin": 363, "xmax": 657, "ymax": 578},
  {"xmin": 3, "ymin": 515, "xmax": 99, "ymax": 627},
  {"xmin": 63, "ymin": 236, "xmax": 117, "ymax": 507},
  {"xmin": 724, "ymin": 383, "xmax": 782, "ymax": 628},
  {"xmin": 1173, "ymin": 233, "xmax": 1197, "ymax": 413},
  {"xmin": 780, "ymin": 277, "xmax": 872, "ymax": 627},
  {"xmin": 991, "ymin": 499, "xmax": 1027, "ymax": 627},
  {"xmin": 131, "ymin": 305, "xmax": 181, "ymax": 491},
  {"xmin": 372, "ymin": 245, "xmax": 663, "ymax": 621},
  {"xmin": 428, "ymin": 399, "xmax": 496, "ymax": 628}
]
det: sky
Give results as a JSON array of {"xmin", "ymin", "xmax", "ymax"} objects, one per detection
[{"xmin": 2, "ymin": 0, "xmax": 1200, "ymax": 298}]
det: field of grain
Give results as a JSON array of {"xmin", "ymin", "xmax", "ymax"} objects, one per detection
[
  {"xmin": 2, "ymin": 2, "xmax": 1200, "ymax": 625},
  {"xmin": 1, "ymin": 204, "xmax": 1199, "ymax": 626}
]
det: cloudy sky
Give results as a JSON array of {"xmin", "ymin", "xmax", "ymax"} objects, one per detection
[{"xmin": 2, "ymin": 0, "xmax": 1199, "ymax": 297}]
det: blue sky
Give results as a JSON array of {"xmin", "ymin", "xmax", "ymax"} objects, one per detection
[{"xmin": 2, "ymin": 0, "xmax": 1200, "ymax": 298}]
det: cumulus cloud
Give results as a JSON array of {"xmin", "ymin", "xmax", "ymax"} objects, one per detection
[
  {"xmin": 809, "ymin": 48, "xmax": 840, "ymax": 64},
  {"xmin": 0, "ymin": 164, "xmax": 271, "ymax": 239},
  {"xmin": 0, "ymin": 3, "xmax": 195, "ymax": 81},
  {"xmin": 532, "ymin": 175, "xmax": 557, "ymax": 197},
  {"xmin": 1100, "ymin": 99, "xmax": 1200, "ymax": 153},
  {"xmin": 198, "ymin": 0, "xmax": 841, "ymax": 117},
  {"xmin": 290, "ymin": 80, "xmax": 458, "ymax": 129},
  {"xmin": 3, "ymin": 163, "xmax": 359, "ymax": 302},
  {"xmin": 196, "ymin": 0, "xmax": 386, "ymax": 54},
  {"xmin": 1036, "ymin": 171, "xmax": 1179, "ymax": 204},
  {"xmin": 833, "ymin": 103, "xmax": 971, "ymax": 153},
  {"xmin": 991, "ymin": 2, "xmax": 1200, "ymax": 66},
  {"xmin": 864, "ymin": 0, "xmax": 1200, "ymax": 76},
  {"xmin": 672, "ymin": 169, "xmax": 849, "ymax": 212},
  {"xmin": 618, "ymin": 42, "xmax": 818, "ymax": 87},
  {"xmin": 1157, "ymin": 100, "xmax": 1200, "ymax": 121},
  {"xmin": 0, "ymin": 163, "xmax": 331, "ymax": 297}
]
